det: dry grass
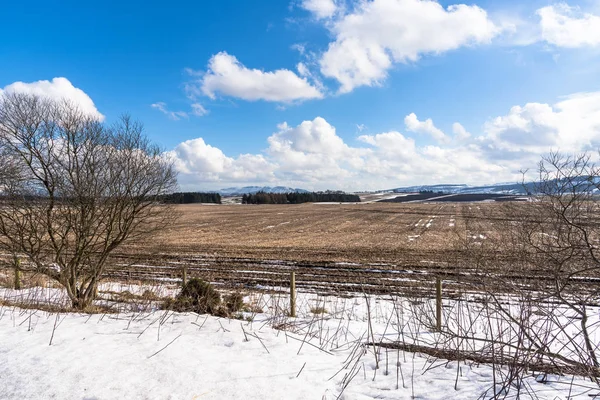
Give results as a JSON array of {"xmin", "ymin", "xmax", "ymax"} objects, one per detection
[
  {"xmin": 128, "ymin": 202, "xmax": 508, "ymax": 264},
  {"xmin": 0, "ymin": 202, "xmax": 538, "ymax": 299},
  {"xmin": 310, "ymin": 306, "xmax": 327, "ymax": 314},
  {"xmin": 0, "ymin": 297, "xmax": 115, "ymax": 314},
  {"xmin": 0, "ymin": 269, "xmax": 60, "ymax": 289}
]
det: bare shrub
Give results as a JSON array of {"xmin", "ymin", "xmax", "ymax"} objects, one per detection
[
  {"xmin": 444, "ymin": 151, "xmax": 600, "ymax": 394},
  {"xmin": 0, "ymin": 92, "xmax": 177, "ymax": 310}
]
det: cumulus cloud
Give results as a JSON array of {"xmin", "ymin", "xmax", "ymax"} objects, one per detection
[
  {"xmin": 356, "ymin": 130, "xmax": 504, "ymax": 187},
  {"xmin": 167, "ymin": 117, "xmax": 509, "ymax": 191},
  {"xmin": 318, "ymin": 0, "xmax": 500, "ymax": 93},
  {"xmin": 537, "ymin": 4, "xmax": 600, "ymax": 47},
  {"xmin": 191, "ymin": 52, "xmax": 323, "ymax": 102},
  {"xmin": 301, "ymin": 0, "xmax": 338, "ymax": 19},
  {"xmin": 167, "ymin": 92, "xmax": 600, "ymax": 191},
  {"xmin": 452, "ymin": 122, "xmax": 471, "ymax": 140},
  {"xmin": 404, "ymin": 113, "xmax": 449, "ymax": 143},
  {"xmin": 482, "ymin": 91, "xmax": 600, "ymax": 155},
  {"xmin": 358, "ymin": 131, "xmax": 416, "ymax": 158},
  {"xmin": 165, "ymin": 137, "xmax": 276, "ymax": 190},
  {"xmin": 0, "ymin": 77, "xmax": 104, "ymax": 120},
  {"xmin": 266, "ymin": 117, "xmax": 366, "ymax": 182},
  {"xmin": 269, "ymin": 117, "xmax": 347, "ymax": 155}
]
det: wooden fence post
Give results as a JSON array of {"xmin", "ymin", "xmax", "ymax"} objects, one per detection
[
  {"xmin": 290, "ymin": 271, "xmax": 296, "ymax": 318},
  {"xmin": 435, "ymin": 277, "xmax": 442, "ymax": 331},
  {"xmin": 182, "ymin": 266, "xmax": 188, "ymax": 287}
]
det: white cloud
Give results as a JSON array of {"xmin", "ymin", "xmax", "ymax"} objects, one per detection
[
  {"xmin": 166, "ymin": 92, "xmax": 600, "ymax": 191},
  {"xmin": 301, "ymin": 0, "xmax": 338, "ymax": 19},
  {"xmin": 296, "ymin": 61, "xmax": 326, "ymax": 93},
  {"xmin": 166, "ymin": 137, "xmax": 276, "ymax": 189},
  {"xmin": 297, "ymin": 62, "xmax": 310, "ymax": 77},
  {"xmin": 269, "ymin": 117, "xmax": 348, "ymax": 155},
  {"xmin": 318, "ymin": 0, "xmax": 500, "ymax": 93},
  {"xmin": 291, "ymin": 43, "xmax": 306, "ymax": 55},
  {"xmin": 151, "ymin": 102, "xmax": 208, "ymax": 120},
  {"xmin": 482, "ymin": 91, "xmax": 600, "ymax": 154},
  {"xmin": 404, "ymin": 113, "xmax": 449, "ymax": 143},
  {"xmin": 358, "ymin": 131, "xmax": 416, "ymax": 157},
  {"xmin": 266, "ymin": 117, "xmax": 366, "ymax": 182},
  {"xmin": 167, "ymin": 117, "xmax": 510, "ymax": 191},
  {"xmin": 452, "ymin": 122, "xmax": 471, "ymax": 140},
  {"xmin": 151, "ymin": 102, "xmax": 189, "ymax": 120},
  {"xmin": 537, "ymin": 4, "xmax": 600, "ymax": 47},
  {"xmin": 0, "ymin": 77, "xmax": 104, "ymax": 120},
  {"xmin": 191, "ymin": 103, "xmax": 209, "ymax": 116},
  {"xmin": 194, "ymin": 52, "xmax": 323, "ymax": 102},
  {"xmin": 357, "ymin": 130, "xmax": 504, "ymax": 186}
]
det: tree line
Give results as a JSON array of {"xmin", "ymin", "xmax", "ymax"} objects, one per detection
[
  {"xmin": 242, "ymin": 191, "xmax": 360, "ymax": 204},
  {"xmin": 160, "ymin": 192, "xmax": 222, "ymax": 204}
]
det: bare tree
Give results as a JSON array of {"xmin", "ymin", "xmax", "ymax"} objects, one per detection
[
  {"xmin": 517, "ymin": 152, "xmax": 600, "ymax": 374},
  {"xmin": 0, "ymin": 145, "xmax": 22, "ymax": 189},
  {"xmin": 420, "ymin": 151, "xmax": 600, "ymax": 398},
  {"xmin": 477, "ymin": 151, "xmax": 600, "ymax": 386},
  {"xmin": 0, "ymin": 92, "xmax": 177, "ymax": 309}
]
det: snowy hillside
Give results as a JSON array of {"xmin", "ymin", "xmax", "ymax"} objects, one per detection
[
  {"xmin": 390, "ymin": 176, "xmax": 600, "ymax": 195},
  {"xmin": 389, "ymin": 182, "xmax": 531, "ymax": 194}
]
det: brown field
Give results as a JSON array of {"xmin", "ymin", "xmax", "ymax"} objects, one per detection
[
  {"xmin": 140, "ymin": 202, "xmax": 503, "ymax": 263},
  {"xmin": 2, "ymin": 201, "xmax": 596, "ymax": 297},
  {"xmin": 103, "ymin": 202, "xmax": 524, "ymax": 296}
]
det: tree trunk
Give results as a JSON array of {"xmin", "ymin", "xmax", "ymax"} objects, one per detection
[
  {"xmin": 66, "ymin": 281, "xmax": 98, "ymax": 310},
  {"xmin": 13, "ymin": 255, "xmax": 21, "ymax": 290},
  {"xmin": 71, "ymin": 292, "xmax": 94, "ymax": 310}
]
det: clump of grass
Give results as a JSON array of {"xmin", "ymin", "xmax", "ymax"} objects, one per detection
[
  {"xmin": 310, "ymin": 306, "xmax": 328, "ymax": 314},
  {"xmin": 241, "ymin": 297, "xmax": 263, "ymax": 314},
  {"xmin": 225, "ymin": 292, "xmax": 244, "ymax": 313},
  {"xmin": 0, "ymin": 271, "xmax": 13, "ymax": 289},
  {"xmin": 0, "ymin": 298, "xmax": 115, "ymax": 314},
  {"xmin": 244, "ymin": 304, "xmax": 263, "ymax": 314},
  {"xmin": 141, "ymin": 290, "xmax": 161, "ymax": 301},
  {"xmin": 27, "ymin": 273, "xmax": 48, "ymax": 288},
  {"xmin": 164, "ymin": 278, "xmax": 225, "ymax": 316},
  {"xmin": 118, "ymin": 290, "xmax": 136, "ymax": 300},
  {"xmin": 0, "ymin": 269, "xmax": 52, "ymax": 289}
]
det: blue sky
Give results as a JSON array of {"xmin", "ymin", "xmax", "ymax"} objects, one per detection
[{"xmin": 1, "ymin": 0, "xmax": 600, "ymax": 191}]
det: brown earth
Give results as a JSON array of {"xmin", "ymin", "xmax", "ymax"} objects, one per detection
[
  {"xmin": 99, "ymin": 201, "xmax": 528, "ymax": 296},
  {"xmin": 3, "ymin": 201, "xmax": 594, "ymax": 297},
  {"xmin": 133, "ymin": 202, "xmax": 505, "ymax": 264}
]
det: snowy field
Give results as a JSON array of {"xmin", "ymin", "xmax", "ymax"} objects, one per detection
[{"xmin": 1, "ymin": 282, "xmax": 599, "ymax": 399}]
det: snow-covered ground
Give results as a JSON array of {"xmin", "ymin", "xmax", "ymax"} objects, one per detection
[
  {"xmin": 1, "ymin": 306, "xmax": 593, "ymax": 399},
  {"xmin": 1, "ymin": 283, "xmax": 599, "ymax": 399}
]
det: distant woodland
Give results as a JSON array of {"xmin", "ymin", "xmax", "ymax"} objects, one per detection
[
  {"xmin": 242, "ymin": 191, "xmax": 360, "ymax": 204},
  {"xmin": 160, "ymin": 192, "xmax": 222, "ymax": 204}
]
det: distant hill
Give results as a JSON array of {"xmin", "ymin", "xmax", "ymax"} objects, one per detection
[
  {"xmin": 218, "ymin": 186, "xmax": 310, "ymax": 196},
  {"xmin": 216, "ymin": 178, "xmax": 600, "ymax": 197},
  {"xmin": 389, "ymin": 177, "xmax": 600, "ymax": 195},
  {"xmin": 389, "ymin": 182, "xmax": 534, "ymax": 195}
]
